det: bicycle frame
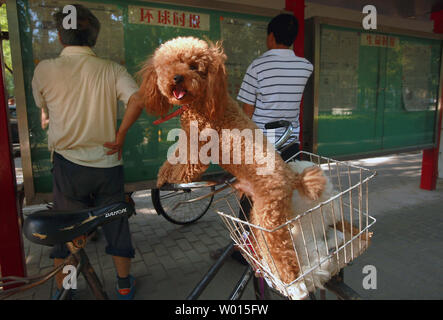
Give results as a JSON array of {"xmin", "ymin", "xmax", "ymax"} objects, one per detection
[
  {"xmin": 54, "ymin": 238, "xmax": 108, "ymax": 300},
  {"xmin": 0, "ymin": 234, "xmax": 108, "ymax": 300},
  {"xmin": 186, "ymin": 243, "xmax": 264, "ymax": 300}
]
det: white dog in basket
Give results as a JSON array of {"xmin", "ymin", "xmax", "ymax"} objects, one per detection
[
  {"xmin": 232, "ymin": 159, "xmax": 372, "ymax": 300},
  {"xmin": 279, "ymin": 160, "xmax": 371, "ymax": 299},
  {"xmin": 283, "ymin": 160, "xmax": 343, "ymax": 299}
]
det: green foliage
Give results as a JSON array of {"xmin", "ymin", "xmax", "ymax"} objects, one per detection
[{"xmin": 1, "ymin": 4, "xmax": 14, "ymax": 97}]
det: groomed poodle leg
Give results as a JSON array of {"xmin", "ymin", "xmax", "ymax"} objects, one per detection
[
  {"xmin": 250, "ymin": 189, "xmax": 301, "ymax": 285},
  {"xmin": 157, "ymin": 160, "xmax": 209, "ymax": 188},
  {"xmin": 157, "ymin": 135, "xmax": 210, "ymax": 187}
]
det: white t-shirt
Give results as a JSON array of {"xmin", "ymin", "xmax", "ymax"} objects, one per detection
[
  {"xmin": 237, "ymin": 49, "xmax": 313, "ymax": 145},
  {"xmin": 32, "ymin": 46, "xmax": 139, "ymax": 168}
]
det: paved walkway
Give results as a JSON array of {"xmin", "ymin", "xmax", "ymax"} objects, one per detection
[{"xmin": 5, "ymin": 151, "xmax": 443, "ymax": 300}]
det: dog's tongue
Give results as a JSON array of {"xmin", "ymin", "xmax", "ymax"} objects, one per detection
[{"xmin": 173, "ymin": 88, "xmax": 186, "ymax": 100}]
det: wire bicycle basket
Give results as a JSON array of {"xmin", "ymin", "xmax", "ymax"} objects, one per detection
[{"xmin": 214, "ymin": 151, "xmax": 377, "ymax": 300}]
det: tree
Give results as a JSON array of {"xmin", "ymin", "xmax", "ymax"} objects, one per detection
[{"xmin": 1, "ymin": 4, "xmax": 14, "ymax": 97}]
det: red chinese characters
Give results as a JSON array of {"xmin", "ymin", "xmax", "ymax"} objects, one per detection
[
  {"xmin": 388, "ymin": 37, "xmax": 396, "ymax": 48},
  {"xmin": 173, "ymin": 12, "xmax": 186, "ymax": 27},
  {"xmin": 374, "ymin": 35, "xmax": 381, "ymax": 46},
  {"xmin": 189, "ymin": 14, "xmax": 200, "ymax": 29},
  {"xmin": 140, "ymin": 8, "xmax": 154, "ymax": 23},
  {"xmin": 137, "ymin": 7, "xmax": 203, "ymax": 29},
  {"xmin": 158, "ymin": 10, "xmax": 171, "ymax": 25},
  {"xmin": 363, "ymin": 34, "xmax": 397, "ymax": 48}
]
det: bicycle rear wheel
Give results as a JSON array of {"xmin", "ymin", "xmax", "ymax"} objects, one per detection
[{"xmin": 152, "ymin": 186, "xmax": 215, "ymax": 225}]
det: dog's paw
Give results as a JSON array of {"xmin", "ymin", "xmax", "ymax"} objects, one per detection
[
  {"xmin": 232, "ymin": 179, "xmax": 255, "ymax": 199},
  {"xmin": 299, "ymin": 166, "xmax": 327, "ymax": 200},
  {"xmin": 157, "ymin": 162, "xmax": 174, "ymax": 188},
  {"xmin": 172, "ymin": 164, "xmax": 190, "ymax": 182},
  {"xmin": 156, "ymin": 175, "xmax": 167, "ymax": 188}
]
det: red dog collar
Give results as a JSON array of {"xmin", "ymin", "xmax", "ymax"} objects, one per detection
[{"xmin": 153, "ymin": 105, "xmax": 189, "ymax": 125}]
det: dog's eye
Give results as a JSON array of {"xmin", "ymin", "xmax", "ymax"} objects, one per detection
[{"xmin": 189, "ymin": 64, "xmax": 198, "ymax": 71}]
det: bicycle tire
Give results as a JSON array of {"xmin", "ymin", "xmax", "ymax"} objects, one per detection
[{"xmin": 152, "ymin": 186, "xmax": 215, "ymax": 225}]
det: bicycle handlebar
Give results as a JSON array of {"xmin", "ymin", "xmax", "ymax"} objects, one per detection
[
  {"xmin": 264, "ymin": 120, "xmax": 292, "ymax": 130},
  {"xmin": 264, "ymin": 120, "xmax": 294, "ymax": 150}
]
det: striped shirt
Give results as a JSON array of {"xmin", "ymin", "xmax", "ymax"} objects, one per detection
[{"xmin": 237, "ymin": 49, "xmax": 313, "ymax": 145}]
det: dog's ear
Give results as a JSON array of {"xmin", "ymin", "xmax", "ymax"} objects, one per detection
[
  {"xmin": 138, "ymin": 58, "xmax": 172, "ymax": 116},
  {"xmin": 205, "ymin": 41, "xmax": 229, "ymax": 121}
]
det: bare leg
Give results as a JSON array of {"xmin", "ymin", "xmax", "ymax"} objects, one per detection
[
  {"xmin": 54, "ymin": 258, "xmax": 65, "ymax": 289},
  {"xmin": 112, "ymin": 256, "xmax": 131, "ymax": 278}
]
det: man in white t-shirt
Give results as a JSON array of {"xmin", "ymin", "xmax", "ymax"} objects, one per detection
[{"xmin": 32, "ymin": 4, "xmax": 145, "ymax": 299}]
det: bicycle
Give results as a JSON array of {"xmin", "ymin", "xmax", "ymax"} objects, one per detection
[
  {"xmin": 151, "ymin": 180, "xmax": 217, "ymax": 225},
  {"xmin": 186, "ymin": 121, "xmax": 377, "ymax": 300},
  {"xmin": 0, "ymin": 201, "xmax": 134, "ymax": 300}
]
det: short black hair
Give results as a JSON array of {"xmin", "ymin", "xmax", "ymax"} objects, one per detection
[
  {"xmin": 267, "ymin": 14, "xmax": 298, "ymax": 47},
  {"xmin": 54, "ymin": 4, "xmax": 100, "ymax": 47}
]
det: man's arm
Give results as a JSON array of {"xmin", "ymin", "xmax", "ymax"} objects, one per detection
[
  {"xmin": 41, "ymin": 107, "xmax": 49, "ymax": 130},
  {"xmin": 242, "ymin": 103, "xmax": 255, "ymax": 119},
  {"xmin": 32, "ymin": 62, "xmax": 50, "ymax": 129},
  {"xmin": 237, "ymin": 62, "xmax": 257, "ymax": 119},
  {"xmin": 103, "ymin": 90, "xmax": 145, "ymax": 159}
]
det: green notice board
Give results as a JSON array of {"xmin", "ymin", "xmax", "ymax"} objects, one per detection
[
  {"xmin": 315, "ymin": 24, "xmax": 442, "ymax": 158},
  {"xmin": 12, "ymin": 0, "xmax": 269, "ymax": 194}
]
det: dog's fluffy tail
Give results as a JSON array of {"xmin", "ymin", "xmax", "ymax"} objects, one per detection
[{"xmin": 290, "ymin": 166, "xmax": 326, "ymax": 201}]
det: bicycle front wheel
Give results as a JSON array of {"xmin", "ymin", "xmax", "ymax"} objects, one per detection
[{"xmin": 151, "ymin": 186, "xmax": 215, "ymax": 225}]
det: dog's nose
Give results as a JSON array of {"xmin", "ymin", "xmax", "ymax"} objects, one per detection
[{"xmin": 174, "ymin": 74, "xmax": 184, "ymax": 84}]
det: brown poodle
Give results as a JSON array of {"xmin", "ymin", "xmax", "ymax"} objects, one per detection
[{"xmin": 139, "ymin": 37, "xmax": 326, "ymax": 285}]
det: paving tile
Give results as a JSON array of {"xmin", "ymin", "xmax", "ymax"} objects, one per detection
[
  {"xmin": 130, "ymin": 261, "xmax": 149, "ymax": 278},
  {"xmin": 136, "ymin": 240, "xmax": 153, "ymax": 254},
  {"xmin": 183, "ymin": 250, "xmax": 204, "ymax": 263},
  {"xmin": 176, "ymin": 239, "xmax": 193, "ymax": 252},
  {"xmin": 152, "ymin": 243, "xmax": 169, "ymax": 257},
  {"xmin": 158, "ymin": 255, "xmax": 178, "ymax": 270}
]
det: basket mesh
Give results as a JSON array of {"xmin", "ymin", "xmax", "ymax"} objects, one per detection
[{"xmin": 214, "ymin": 151, "xmax": 376, "ymax": 299}]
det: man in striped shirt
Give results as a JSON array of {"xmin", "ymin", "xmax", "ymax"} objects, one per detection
[
  {"xmin": 237, "ymin": 13, "xmax": 313, "ymax": 160},
  {"xmin": 212, "ymin": 14, "xmax": 313, "ymax": 265}
]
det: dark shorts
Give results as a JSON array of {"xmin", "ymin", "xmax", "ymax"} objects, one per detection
[{"xmin": 50, "ymin": 152, "xmax": 135, "ymax": 259}]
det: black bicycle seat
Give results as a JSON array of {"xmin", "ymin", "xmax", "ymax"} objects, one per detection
[{"xmin": 23, "ymin": 202, "xmax": 134, "ymax": 246}]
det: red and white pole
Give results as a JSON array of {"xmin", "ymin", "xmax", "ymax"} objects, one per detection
[
  {"xmin": 0, "ymin": 43, "xmax": 26, "ymax": 284},
  {"xmin": 420, "ymin": 10, "xmax": 443, "ymax": 190}
]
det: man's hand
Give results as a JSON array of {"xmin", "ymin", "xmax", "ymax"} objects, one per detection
[
  {"xmin": 41, "ymin": 108, "xmax": 49, "ymax": 130},
  {"xmin": 103, "ymin": 90, "xmax": 145, "ymax": 160},
  {"xmin": 104, "ymin": 130, "xmax": 126, "ymax": 160}
]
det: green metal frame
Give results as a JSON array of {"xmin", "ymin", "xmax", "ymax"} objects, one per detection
[{"xmin": 304, "ymin": 17, "xmax": 443, "ymax": 160}]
